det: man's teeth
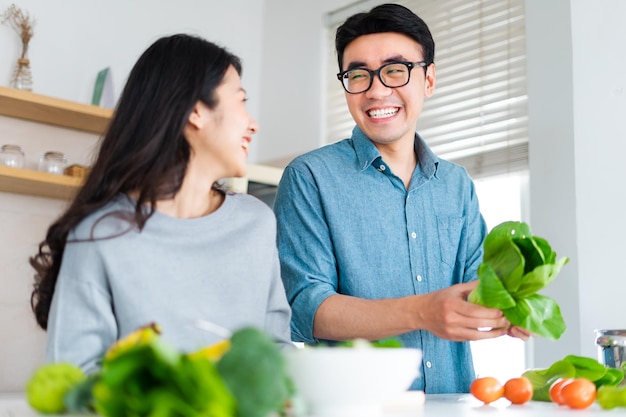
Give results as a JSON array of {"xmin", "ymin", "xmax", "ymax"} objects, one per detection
[
  {"xmin": 242, "ymin": 142, "xmax": 249, "ymax": 150},
  {"xmin": 368, "ymin": 108, "xmax": 399, "ymax": 119}
]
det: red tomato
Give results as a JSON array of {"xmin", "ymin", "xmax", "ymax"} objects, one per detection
[
  {"xmin": 470, "ymin": 377, "xmax": 504, "ymax": 404},
  {"xmin": 560, "ymin": 378, "xmax": 596, "ymax": 409},
  {"xmin": 504, "ymin": 377, "xmax": 533, "ymax": 404},
  {"xmin": 549, "ymin": 378, "xmax": 574, "ymax": 405}
]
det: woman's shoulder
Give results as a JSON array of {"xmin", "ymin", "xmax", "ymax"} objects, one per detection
[
  {"xmin": 71, "ymin": 195, "xmax": 135, "ymax": 240},
  {"xmin": 228, "ymin": 192, "xmax": 273, "ymax": 214},
  {"xmin": 225, "ymin": 193, "xmax": 276, "ymax": 227}
]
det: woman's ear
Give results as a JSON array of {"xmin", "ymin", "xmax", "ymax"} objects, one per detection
[{"xmin": 187, "ymin": 101, "xmax": 206, "ymax": 130}]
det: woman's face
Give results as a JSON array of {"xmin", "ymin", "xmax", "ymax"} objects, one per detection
[{"xmin": 187, "ymin": 65, "xmax": 259, "ymax": 180}]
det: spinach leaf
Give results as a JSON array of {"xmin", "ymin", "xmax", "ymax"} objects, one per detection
[
  {"xmin": 523, "ymin": 354, "xmax": 623, "ymax": 401},
  {"xmin": 469, "ymin": 221, "xmax": 569, "ymax": 340},
  {"xmin": 523, "ymin": 360, "xmax": 576, "ymax": 401},
  {"xmin": 92, "ymin": 339, "xmax": 236, "ymax": 417}
]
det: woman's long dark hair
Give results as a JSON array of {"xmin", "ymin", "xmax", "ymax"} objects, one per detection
[{"xmin": 30, "ymin": 34, "xmax": 242, "ymax": 330}]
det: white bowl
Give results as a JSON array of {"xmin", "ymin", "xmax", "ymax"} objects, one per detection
[{"xmin": 284, "ymin": 346, "xmax": 422, "ymax": 417}]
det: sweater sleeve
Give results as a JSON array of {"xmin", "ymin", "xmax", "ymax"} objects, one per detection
[
  {"xmin": 45, "ymin": 237, "xmax": 117, "ymax": 374},
  {"xmin": 264, "ymin": 246, "xmax": 295, "ymax": 349}
]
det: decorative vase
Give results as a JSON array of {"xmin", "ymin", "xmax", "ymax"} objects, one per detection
[{"xmin": 11, "ymin": 56, "xmax": 32, "ymax": 91}]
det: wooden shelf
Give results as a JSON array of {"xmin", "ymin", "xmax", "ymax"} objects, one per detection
[
  {"xmin": 0, "ymin": 166, "xmax": 82, "ymax": 200},
  {"xmin": 0, "ymin": 87, "xmax": 110, "ymax": 199},
  {"xmin": 0, "ymin": 86, "xmax": 113, "ymax": 134}
]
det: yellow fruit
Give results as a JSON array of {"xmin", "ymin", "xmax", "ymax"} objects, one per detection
[
  {"xmin": 26, "ymin": 362, "xmax": 85, "ymax": 414},
  {"xmin": 188, "ymin": 339, "xmax": 232, "ymax": 362},
  {"xmin": 105, "ymin": 322, "xmax": 162, "ymax": 361}
]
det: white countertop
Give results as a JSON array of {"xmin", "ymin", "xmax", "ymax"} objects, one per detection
[{"xmin": 1, "ymin": 393, "xmax": 621, "ymax": 416}]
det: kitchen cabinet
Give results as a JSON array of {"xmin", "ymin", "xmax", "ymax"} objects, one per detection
[{"xmin": 0, "ymin": 86, "xmax": 111, "ymax": 199}]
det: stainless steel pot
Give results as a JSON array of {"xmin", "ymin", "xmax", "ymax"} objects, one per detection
[{"xmin": 595, "ymin": 329, "xmax": 626, "ymax": 369}]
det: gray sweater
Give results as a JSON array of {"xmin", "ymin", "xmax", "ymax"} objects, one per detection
[{"xmin": 46, "ymin": 193, "xmax": 293, "ymax": 373}]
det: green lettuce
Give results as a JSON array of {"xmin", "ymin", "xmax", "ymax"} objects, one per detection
[
  {"xmin": 468, "ymin": 221, "xmax": 569, "ymax": 340},
  {"xmin": 523, "ymin": 355, "xmax": 624, "ymax": 401},
  {"xmin": 92, "ymin": 339, "xmax": 236, "ymax": 417}
]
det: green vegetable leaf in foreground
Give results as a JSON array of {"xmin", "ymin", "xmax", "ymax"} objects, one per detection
[
  {"xmin": 523, "ymin": 354, "xmax": 624, "ymax": 401},
  {"xmin": 216, "ymin": 327, "xmax": 294, "ymax": 417},
  {"xmin": 468, "ymin": 221, "xmax": 569, "ymax": 340},
  {"xmin": 93, "ymin": 339, "xmax": 236, "ymax": 417}
]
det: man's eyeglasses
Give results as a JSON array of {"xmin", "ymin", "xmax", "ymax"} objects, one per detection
[{"xmin": 337, "ymin": 61, "xmax": 428, "ymax": 94}]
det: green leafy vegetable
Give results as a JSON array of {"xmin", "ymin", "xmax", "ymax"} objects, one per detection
[
  {"xmin": 333, "ymin": 337, "xmax": 404, "ymax": 348},
  {"xmin": 468, "ymin": 221, "xmax": 569, "ymax": 340},
  {"xmin": 216, "ymin": 327, "xmax": 294, "ymax": 417},
  {"xmin": 92, "ymin": 339, "xmax": 236, "ymax": 417},
  {"xmin": 523, "ymin": 354, "xmax": 624, "ymax": 401},
  {"xmin": 522, "ymin": 359, "xmax": 575, "ymax": 401},
  {"xmin": 595, "ymin": 368, "xmax": 625, "ymax": 387},
  {"xmin": 64, "ymin": 373, "xmax": 99, "ymax": 414},
  {"xmin": 597, "ymin": 385, "xmax": 626, "ymax": 409},
  {"xmin": 371, "ymin": 337, "xmax": 404, "ymax": 348}
]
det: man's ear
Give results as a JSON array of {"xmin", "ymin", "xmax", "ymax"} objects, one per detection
[{"xmin": 424, "ymin": 63, "xmax": 436, "ymax": 97}]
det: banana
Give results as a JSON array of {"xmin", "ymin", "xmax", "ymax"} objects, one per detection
[
  {"xmin": 187, "ymin": 339, "xmax": 231, "ymax": 362},
  {"xmin": 104, "ymin": 322, "xmax": 162, "ymax": 362}
]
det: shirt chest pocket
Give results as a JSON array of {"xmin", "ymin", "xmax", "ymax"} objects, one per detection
[{"xmin": 436, "ymin": 216, "xmax": 464, "ymax": 267}]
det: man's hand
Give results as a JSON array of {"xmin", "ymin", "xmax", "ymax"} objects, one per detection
[
  {"xmin": 508, "ymin": 326, "xmax": 531, "ymax": 341},
  {"xmin": 415, "ymin": 281, "xmax": 510, "ymax": 341}
]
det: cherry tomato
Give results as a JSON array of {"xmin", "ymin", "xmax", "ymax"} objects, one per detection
[
  {"xmin": 503, "ymin": 376, "xmax": 533, "ymax": 404},
  {"xmin": 470, "ymin": 377, "xmax": 504, "ymax": 404},
  {"xmin": 549, "ymin": 378, "xmax": 573, "ymax": 405},
  {"xmin": 560, "ymin": 378, "xmax": 596, "ymax": 409}
]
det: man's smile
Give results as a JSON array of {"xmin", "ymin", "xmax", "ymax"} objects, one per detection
[{"xmin": 366, "ymin": 106, "xmax": 400, "ymax": 119}]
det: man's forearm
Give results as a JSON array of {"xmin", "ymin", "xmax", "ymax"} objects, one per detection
[{"xmin": 312, "ymin": 294, "xmax": 421, "ymax": 341}]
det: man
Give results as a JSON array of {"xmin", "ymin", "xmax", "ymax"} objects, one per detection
[{"xmin": 273, "ymin": 3, "xmax": 528, "ymax": 393}]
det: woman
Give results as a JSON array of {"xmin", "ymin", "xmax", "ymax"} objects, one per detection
[{"xmin": 30, "ymin": 34, "xmax": 293, "ymax": 373}]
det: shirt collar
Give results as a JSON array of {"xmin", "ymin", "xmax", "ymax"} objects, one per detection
[
  {"xmin": 352, "ymin": 126, "xmax": 382, "ymax": 171},
  {"xmin": 351, "ymin": 125, "xmax": 439, "ymax": 178},
  {"xmin": 414, "ymin": 132, "xmax": 439, "ymax": 179}
]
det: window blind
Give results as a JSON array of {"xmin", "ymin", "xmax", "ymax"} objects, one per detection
[{"xmin": 325, "ymin": 0, "xmax": 527, "ymax": 179}]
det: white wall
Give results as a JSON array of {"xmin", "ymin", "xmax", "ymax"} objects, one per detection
[
  {"xmin": 258, "ymin": 0, "xmax": 355, "ymax": 163},
  {"xmin": 526, "ymin": 0, "xmax": 626, "ymax": 367}
]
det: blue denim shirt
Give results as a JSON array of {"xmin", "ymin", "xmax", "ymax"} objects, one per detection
[{"xmin": 274, "ymin": 126, "xmax": 487, "ymax": 393}]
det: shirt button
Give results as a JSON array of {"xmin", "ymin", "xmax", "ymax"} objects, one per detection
[
  {"xmin": 416, "ymin": 275, "xmax": 423, "ymax": 282},
  {"xmin": 411, "ymin": 232, "xmax": 417, "ymax": 239},
  {"xmin": 379, "ymin": 165, "xmax": 386, "ymax": 171},
  {"xmin": 426, "ymin": 361, "xmax": 432, "ymax": 368}
]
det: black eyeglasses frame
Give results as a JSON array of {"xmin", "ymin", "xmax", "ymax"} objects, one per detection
[{"xmin": 336, "ymin": 61, "xmax": 429, "ymax": 94}]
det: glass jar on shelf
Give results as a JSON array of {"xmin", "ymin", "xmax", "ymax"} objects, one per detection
[
  {"xmin": 38, "ymin": 151, "xmax": 68, "ymax": 175},
  {"xmin": 0, "ymin": 144, "xmax": 26, "ymax": 168}
]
